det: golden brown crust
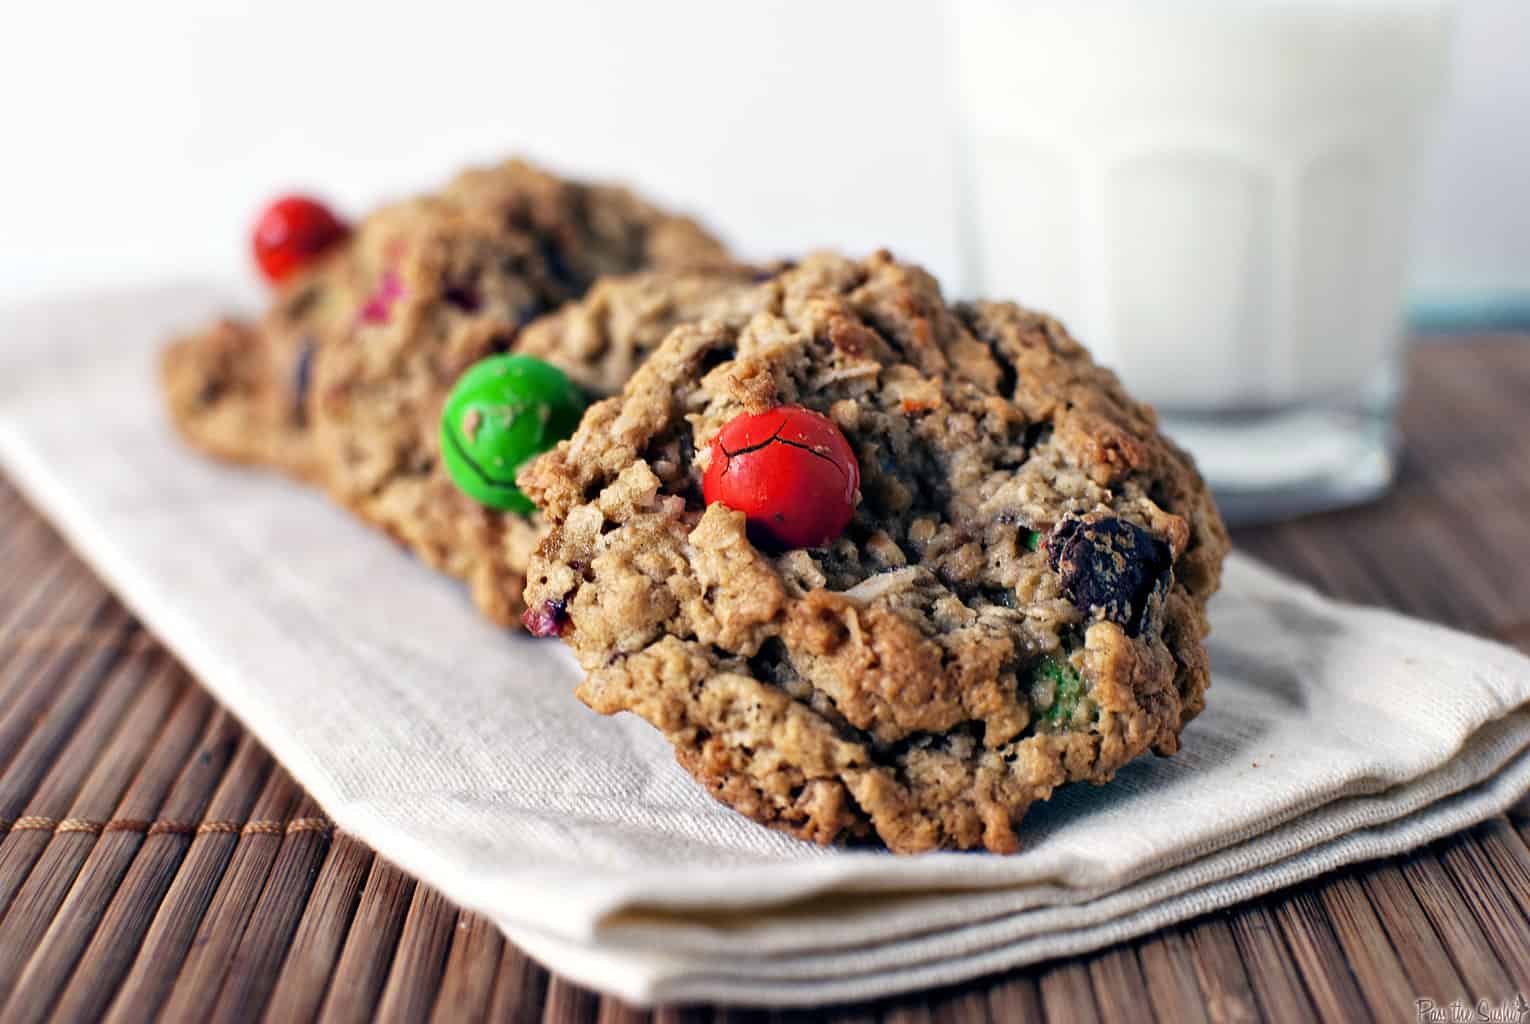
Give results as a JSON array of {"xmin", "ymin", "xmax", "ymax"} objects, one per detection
[
  {"xmin": 522, "ymin": 251, "xmax": 1230, "ymax": 852},
  {"xmin": 515, "ymin": 265, "xmax": 772, "ymax": 396}
]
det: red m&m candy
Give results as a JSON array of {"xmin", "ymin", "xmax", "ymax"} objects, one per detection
[
  {"xmin": 252, "ymin": 195, "xmax": 350, "ymax": 284},
  {"xmin": 702, "ymin": 405, "xmax": 859, "ymax": 550}
]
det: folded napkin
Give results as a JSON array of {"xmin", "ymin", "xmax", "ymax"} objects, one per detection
[{"xmin": 4, "ymin": 286, "xmax": 1530, "ymax": 1006}]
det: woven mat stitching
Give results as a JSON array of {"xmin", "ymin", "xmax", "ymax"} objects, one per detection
[{"xmin": 0, "ymin": 815, "xmax": 333, "ymax": 837}]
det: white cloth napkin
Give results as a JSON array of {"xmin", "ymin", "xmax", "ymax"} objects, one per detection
[{"xmin": 4, "ymin": 285, "xmax": 1530, "ymax": 1007}]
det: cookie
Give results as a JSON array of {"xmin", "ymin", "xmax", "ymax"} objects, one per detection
[
  {"xmin": 519, "ymin": 251, "xmax": 1229, "ymax": 853},
  {"xmin": 161, "ymin": 159, "xmax": 738, "ymax": 623},
  {"xmin": 160, "ymin": 259, "xmax": 349, "ymax": 480}
]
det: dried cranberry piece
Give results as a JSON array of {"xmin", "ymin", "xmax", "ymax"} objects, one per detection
[
  {"xmin": 358, "ymin": 270, "xmax": 404, "ymax": 325},
  {"xmin": 521, "ymin": 597, "xmax": 569, "ymax": 638},
  {"xmin": 1047, "ymin": 517, "xmax": 1172, "ymax": 636}
]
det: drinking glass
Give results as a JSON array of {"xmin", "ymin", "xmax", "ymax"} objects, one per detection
[{"xmin": 950, "ymin": 0, "xmax": 1456, "ymax": 522}]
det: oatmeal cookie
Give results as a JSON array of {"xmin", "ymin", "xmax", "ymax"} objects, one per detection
[
  {"xmin": 161, "ymin": 159, "xmax": 735, "ymax": 622},
  {"xmin": 160, "ymin": 258, "xmax": 349, "ymax": 480},
  {"xmin": 519, "ymin": 251, "xmax": 1229, "ymax": 853}
]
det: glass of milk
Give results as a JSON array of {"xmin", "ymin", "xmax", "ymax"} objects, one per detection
[{"xmin": 950, "ymin": 0, "xmax": 1456, "ymax": 523}]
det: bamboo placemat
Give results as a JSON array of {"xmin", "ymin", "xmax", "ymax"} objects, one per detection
[{"xmin": 1, "ymin": 339, "xmax": 1529, "ymax": 1021}]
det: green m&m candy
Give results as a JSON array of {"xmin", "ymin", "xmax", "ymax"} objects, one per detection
[{"xmin": 440, "ymin": 354, "xmax": 585, "ymax": 514}]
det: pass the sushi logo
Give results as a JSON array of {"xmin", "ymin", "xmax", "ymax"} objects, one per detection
[{"xmin": 1416, "ymin": 994, "xmax": 1530, "ymax": 1024}]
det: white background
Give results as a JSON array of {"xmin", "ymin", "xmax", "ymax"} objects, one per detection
[{"xmin": 1, "ymin": 0, "xmax": 1525, "ymax": 313}]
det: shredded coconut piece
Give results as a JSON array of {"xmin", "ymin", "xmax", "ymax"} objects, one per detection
[
  {"xmin": 811, "ymin": 364, "xmax": 881, "ymax": 388},
  {"xmin": 838, "ymin": 567, "xmax": 925, "ymax": 605}
]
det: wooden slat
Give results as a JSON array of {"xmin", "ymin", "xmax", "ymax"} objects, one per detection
[
  {"xmin": 1037, "ymin": 960, "xmax": 1100, "ymax": 1024},
  {"xmin": 541, "ymin": 974, "xmax": 602, "ymax": 1024},
  {"xmin": 0, "ymin": 680, "xmax": 211, "ymax": 1005},
  {"xmin": 1136, "ymin": 930, "xmax": 1210, "ymax": 1024},
  {"xmin": 0, "ymin": 542, "xmax": 81, "ymax": 654},
  {"xmin": 101, "ymin": 740, "xmax": 285, "ymax": 1021},
  {"xmin": 260, "ymin": 831, "xmax": 374, "ymax": 1021},
  {"xmin": 1315, "ymin": 874, "xmax": 1417, "ymax": 1021},
  {"xmin": 131, "ymin": 765, "xmax": 298, "ymax": 1017},
  {"xmin": 0, "ymin": 702, "xmax": 236, "ymax": 1022},
  {"xmin": 1268, "ymin": 891, "xmax": 1368, "ymax": 1022},
  {"xmin": 596, "ymin": 997, "xmax": 654, "ymax": 1024},
  {"xmin": 1472, "ymin": 818, "xmax": 1530, "ymax": 933},
  {"xmin": 0, "ymin": 570, "xmax": 122, "ymax": 774},
  {"xmin": 650, "ymin": 1009, "xmax": 711, "ymax": 1024},
  {"xmin": 976, "ymin": 974, "xmax": 1040, "ymax": 1024},
  {"xmin": 1358, "ymin": 864, "xmax": 1471, "ymax": 1004},
  {"xmin": 487, "ymin": 943, "xmax": 550, "ymax": 1024},
  {"xmin": 203, "ymin": 795, "xmax": 332, "ymax": 1022},
  {"xmin": 51, "ymin": 730, "xmax": 272, "ymax": 1021},
  {"xmin": 0, "ymin": 606, "xmax": 134, "ymax": 836},
  {"xmin": 374, "ymin": 881, "xmax": 459, "ymax": 1022},
  {"xmin": 1435, "ymin": 826, "xmax": 1530, "ymax": 984},
  {"xmin": 1225, "ymin": 904, "xmax": 1314, "ymax": 1021},
  {"xmin": 316, "ymin": 854, "xmax": 417, "ymax": 1023},
  {"xmin": 919, "ymin": 987, "xmax": 992, "ymax": 1024},
  {"xmin": 0, "ymin": 545, "xmax": 80, "ymax": 716},
  {"xmin": 0, "ymin": 638, "xmax": 174, "ymax": 922},
  {"xmin": 1085, "ymin": 947, "xmax": 1153, "ymax": 1024},
  {"xmin": 1184, "ymin": 918, "xmax": 1259, "ymax": 1024},
  {"xmin": 1399, "ymin": 855, "xmax": 1515, "ymax": 997},
  {"xmin": 429, "ymin": 912, "xmax": 505, "ymax": 1023}
]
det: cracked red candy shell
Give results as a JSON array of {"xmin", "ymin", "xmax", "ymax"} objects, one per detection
[{"xmin": 702, "ymin": 405, "xmax": 860, "ymax": 550}]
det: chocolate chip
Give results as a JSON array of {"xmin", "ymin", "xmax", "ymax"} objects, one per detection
[
  {"xmin": 291, "ymin": 336, "xmax": 316, "ymax": 427},
  {"xmin": 1022, "ymin": 422, "xmax": 1051, "ymax": 450},
  {"xmin": 521, "ymin": 597, "xmax": 569, "ymax": 638},
  {"xmin": 443, "ymin": 284, "xmax": 481, "ymax": 312},
  {"xmin": 1047, "ymin": 517, "xmax": 1171, "ymax": 636},
  {"xmin": 538, "ymin": 237, "xmax": 579, "ymax": 294}
]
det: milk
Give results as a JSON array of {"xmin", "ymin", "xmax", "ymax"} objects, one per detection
[
  {"xmin": 952, "ymin": 1, "xmax": 1454, "ymax": 416},
  {"xmin": 950, "ymin": 1, "xmax": 1455, "ymax": 519}
]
